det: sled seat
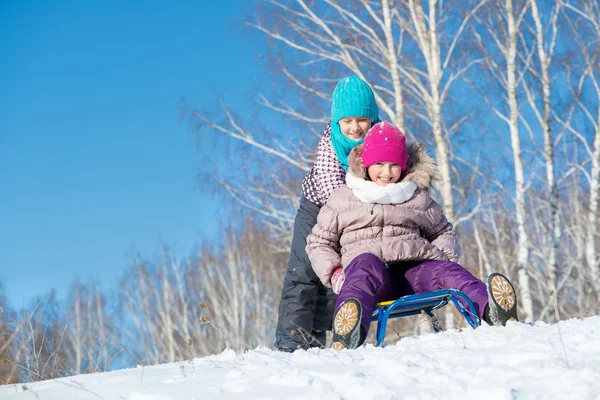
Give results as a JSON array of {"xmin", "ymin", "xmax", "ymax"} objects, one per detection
[{"xmin": 371, "ymin": 289, "xmax": 480, "ymax": 346}]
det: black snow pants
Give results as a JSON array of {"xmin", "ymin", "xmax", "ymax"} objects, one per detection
[{"xmin": 274, "ymin": 195, "xmax": 337, "ymax": 351}]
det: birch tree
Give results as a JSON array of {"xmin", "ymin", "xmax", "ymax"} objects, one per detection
[
  {"xmin": 562, "ymin": 0, "xmax": 600, "ymax": 296},
  {"xmin": 62, "ymin": 282, "xmax": 114, "ymax": 374},
  {"xmin": 395, "ymin": 0, "xmax": 487, "ymax": 223},
  {"xmin": 0, "ymin": 287, "xmax": 17, "ymax": 384},
  {"xmin": 472, "ymin": 0, "xmax": 535, "ymax": 320},
  {"xmin": 524, "ymin": 0, "xmax": 561, "ymax": 318}
]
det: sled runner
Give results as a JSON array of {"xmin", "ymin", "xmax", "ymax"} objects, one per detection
[{"xmin": 371, "ymin": 289, "xmax": 480, "ymax": 346}]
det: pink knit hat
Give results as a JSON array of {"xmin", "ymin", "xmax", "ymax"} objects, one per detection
[{"xmin": 361, "ymin": 121, "xmax": 408, "ymax": 170}]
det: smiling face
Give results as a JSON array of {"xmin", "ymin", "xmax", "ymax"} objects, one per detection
[
  {"xmin": 338, "ymin": 117, "xmax": 372, "ymax": 140},
  {"xmin": 367, "ymin": 162, "xmax": 403, "ymax": 186}
]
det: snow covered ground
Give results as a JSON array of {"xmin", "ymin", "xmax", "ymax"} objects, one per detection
[{"xmin": 2, "ymin": 316, "xmax": 600, "ymax": 400}]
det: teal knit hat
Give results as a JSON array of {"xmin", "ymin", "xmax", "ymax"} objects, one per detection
[
  {"xmin": 330, "ymin": 76, "xmax": 379, "ymax": 123},
  {"xmin": 330, "ymin": 76, "xmax": 380, "ymax": 170}
]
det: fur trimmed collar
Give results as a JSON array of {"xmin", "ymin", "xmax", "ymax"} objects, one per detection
[{"xmin": 347, "ymin": 140, "xmax": 438, "ymax": 190}]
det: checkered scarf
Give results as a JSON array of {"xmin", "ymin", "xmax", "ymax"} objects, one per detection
[{"xmin": 302, "ymin": 122, "xmax": 347, "ymax": 207}]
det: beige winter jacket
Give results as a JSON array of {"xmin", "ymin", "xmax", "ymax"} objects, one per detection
[{"xmin": 306, "ymin": 141, "xmax": 460, "ymax": 288}]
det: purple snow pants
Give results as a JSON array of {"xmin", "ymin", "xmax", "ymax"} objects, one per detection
[{"xmin": 335, "ymin": 253, "xmax": 488, "ymax": 343}]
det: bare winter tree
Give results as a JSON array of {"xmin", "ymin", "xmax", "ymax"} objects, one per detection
[
  {"xmin": 562, "ymin": 0, "xmax": 600, "ymax": 297},
  {"xmin": 192, "ymin": 223, "xmax": 283, "ymax": 351},
  {"xmin": 471, "ymin": 0, "xmax": 535, "ymax": 320},
  {"xmin": 9, "ymin": 292, "xmax": 71, "ymax": 382},
  {"xmin": 0, "ymin": 285, "xmax": 17, "ymax": 384},
  {"xmin": 118, "ymin": 219, "xmax": 284, "ymax": 362},
  {"xmin": 525, "ymin": 0, "xmax": 561, "ymax": 319},
  {"xmin": 389, "ymin": 0, "xmax": 493, "ymax": 224},
  {"xmin": 61, "ymin": 282, "xmax": 116, "ymax": 374},
  {"xmin": 119, "ymin": 251, "xmax": 197, "ymax": 364},
  {"xmin": 502, "ymin": 0, "xmax": 534, "ymax": 321}
]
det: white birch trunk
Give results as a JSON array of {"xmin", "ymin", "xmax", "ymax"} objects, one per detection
[
  {"xmin": 381, "ymin": 0, "xmax": 406, "ymax": 132},
  {"xmin": 74, "ymin": 286, "xmax": 82, "ymax": 374},
  {"xmin": 161, "ymin": 266, "xmax": 175, "ymax": 363},
  {"xmin": 173, "ymin": 258, "xmax": 192, "ymax": 357},
  {"xmin": 586, "ymin": 113, "xmax": 600, "ymax": 293},
  {"xmin": 428, "ymin": 0, "xmax": 455, "ymax": 225},
  {"xmin": 506, "ymin": 0, "xmax": 534, "ymax": 321},
  {"xmin": 406, "ymin": 0, "xmax": 456, "ymax": 327},
  {"xmin": 474, "ymin": 221, "xmax": 493, "ymax": 278},
  {"xmin": 407, "ymin": 0, "xmax": 455, "ymax": 224},
  {"xmin": 563, "ymin": 0, "xmax": 600, "ymax": 300},
  {"xmin": 529, "ymin": 0, "xmax": 560, "ymax": 318},
  {"xmin": 95, "ymin": 286, "xmax": 108, "ymax": 370}
]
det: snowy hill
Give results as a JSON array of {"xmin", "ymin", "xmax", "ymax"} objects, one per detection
[{"xmin": 2, "ymin": 317, "xmax": 600, "ymax": 400}]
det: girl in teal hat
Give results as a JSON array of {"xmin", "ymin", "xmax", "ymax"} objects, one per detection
[
  {"xmin": 274, "ymin": 75, "xmax": 380, "ymax": 352},
  {"xmin": 330, "ymin": 76, "xmax": 381, "ymax": 170}
]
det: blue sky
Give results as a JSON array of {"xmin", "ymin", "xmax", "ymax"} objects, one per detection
[{"xmin": 0, "ymin": 0, "xmax": 263, "ymax": 308}]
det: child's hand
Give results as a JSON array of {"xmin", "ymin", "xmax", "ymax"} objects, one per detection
[{"xmin": 331, "ymin": 267, "xmax": 345, "ymax": 294}]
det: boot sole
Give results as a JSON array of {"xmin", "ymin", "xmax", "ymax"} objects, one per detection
[
  {"xmin": 490, "ymin": 274, "xmax": 516, "ymax": 310},
  {"xmin": 487, "ymin": 273, "xmax": 518, "ymax": 325},
  {"xmin": 331, "ymin": 299, "xmax": 361, "ymax": 350}
]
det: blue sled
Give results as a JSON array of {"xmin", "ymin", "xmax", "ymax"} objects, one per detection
[{"xmin": 371, "ymin": 289, "xmax": 481, "ymax": 347}]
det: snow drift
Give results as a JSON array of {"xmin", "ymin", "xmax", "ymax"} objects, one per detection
[{"xmin": 2, "ymin": 317, "xmax": 599, "ymax": 400}]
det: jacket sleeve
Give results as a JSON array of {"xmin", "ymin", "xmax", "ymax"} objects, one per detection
[
  {"xmin": 421, "ymin": 199, "xmax": 461, "ymax": 262},
  {"xmin": 313, "ymin": 125, "xmax": 347, "ymax": 204},
  {"xmin": 305, "ymin": 201, "xmax": 343, "ymax": 288}
]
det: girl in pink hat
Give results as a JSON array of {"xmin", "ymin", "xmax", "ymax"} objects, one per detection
[{"xmin": 306, "ymin": 121, "xmax": 519, "ymax": 350}]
